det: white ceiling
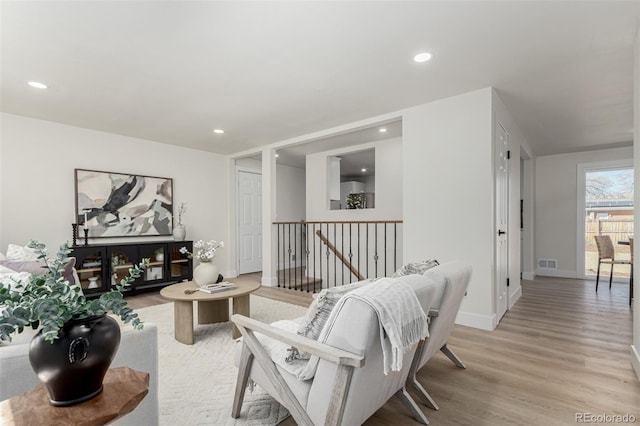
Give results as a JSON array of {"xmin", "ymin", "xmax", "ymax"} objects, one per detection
[
  {"xmin": 337, "ymin": 148, "xmax": 376, "ymax": 179},
  {"xmin": 1, "ymin": 1, "xmax": 639, "ymax": 158}
]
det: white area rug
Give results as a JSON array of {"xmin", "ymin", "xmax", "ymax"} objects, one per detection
[{"xmin": 135, "ymin": 295, "xmax": 307, "ymax": 426}]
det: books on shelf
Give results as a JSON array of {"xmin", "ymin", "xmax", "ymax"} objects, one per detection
[{"xmin": 198, "ymin": 282, "xmax": 237, "ymax": 294}]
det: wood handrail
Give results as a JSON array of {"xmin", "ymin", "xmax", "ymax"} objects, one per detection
[
  {"xmin": 273, "ymin": 220, "xmax": 403, "ymax": 225},
  {"xmin": 316, "ymin": 230, "xmax": 365, "ymax": 281}
]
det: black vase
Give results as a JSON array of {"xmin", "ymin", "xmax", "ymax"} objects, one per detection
[{"xmin": 28, "ymin": 314, "xmax": 121, "ymax": 406}]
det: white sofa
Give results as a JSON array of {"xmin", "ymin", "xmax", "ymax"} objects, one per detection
[
  {"xmin": 232, "ymin": 261, "xmax": 471, "ymax": 425},
  {"xmin": 0, "ymin": 323, "xmax": 159, "ymax": 426}
]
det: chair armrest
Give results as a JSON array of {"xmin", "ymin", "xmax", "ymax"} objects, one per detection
[{"xmin": 231, "ymin": 314, "xmax": 364, "ymax": 368}]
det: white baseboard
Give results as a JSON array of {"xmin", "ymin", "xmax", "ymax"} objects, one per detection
[
  {"xmin": 509, "ymin": 286, "xmax": 522, "ymax": 309},
  {"xmin": 522, "ymin": 272, "xmax": 535, "ymax": 280},
  {"xmin": 632, "ymin": 345, "xmax": 640, "ymax": 382},
  {"xmin": 535, "ymin": 268, "xmax": 577, "ymax": 279},
  {"xmin": 261, "ymin": 276, "xmax": 278, "ymax": 287},
  {"xmin": 455, "ymin": 310, "xmax": 496, "ymax": 331}
]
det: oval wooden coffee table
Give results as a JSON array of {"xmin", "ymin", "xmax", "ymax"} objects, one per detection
[{"xmin": 160, "ymin": 280, "xmax": 260, "ymax": 344}]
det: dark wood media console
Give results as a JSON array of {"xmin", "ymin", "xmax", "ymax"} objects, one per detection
[{"xmin": 71, "ymin": 240, "xmax": 193, "ymax": 298}]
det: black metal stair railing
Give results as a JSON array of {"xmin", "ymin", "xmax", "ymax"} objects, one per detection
[{"xmin": 274, "ymin": 220, "xmax": 402, "ymax": 292}]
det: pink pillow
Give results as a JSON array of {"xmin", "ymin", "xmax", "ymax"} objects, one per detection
[{"xmin": 0, "ymin": 258, "xmax": 76, "ymax": 285}]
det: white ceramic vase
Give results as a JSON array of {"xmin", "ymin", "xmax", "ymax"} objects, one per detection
[
  {"xmin": 87, "ymin": 276, "xmax": 100, "ymax": 289},
  {"xmin": 193, "ymin": 261, "xmax": 219, "ymax": 287},
  {"xmin": 172, "ymin": 225, "xmax": 186, "ymax": 241}
]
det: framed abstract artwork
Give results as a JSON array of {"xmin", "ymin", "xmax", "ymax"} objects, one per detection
[{"xmin": 75, "ymin": 169, "xmax": 173, "ymax": 238}]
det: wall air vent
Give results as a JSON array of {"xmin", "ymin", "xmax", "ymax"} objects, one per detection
[{"xmin": 538, "ymin": 259, "xmax": 557, "ymax": 269}]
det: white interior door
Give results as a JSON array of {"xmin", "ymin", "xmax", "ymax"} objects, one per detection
[
  {"xmin": 495, "ymin": 122, "xmax": 509, "ymax": 321},
  {"xmin": 238, "ymin": 170, "xmax": 262, "ymax": 274}
]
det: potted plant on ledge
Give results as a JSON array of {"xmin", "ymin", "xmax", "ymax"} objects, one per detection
[{"xmin": 0, "ymin": 240, "xmax": 148, "ymax": 406}]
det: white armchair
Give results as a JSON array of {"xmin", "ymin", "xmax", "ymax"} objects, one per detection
[
  {"xmin": 407, "ymin": 261, "xmax": 472, "ymax": 412},
  {"xmin": 232, "ymin": 314, "xmax": 366, "ymax": 425},
  {"xmin": 232, "ymin": 298, "xmax": 428, "ymax": 425},
  {"xmin": 230, "ymin": 265, "xmax": 470, "ymax": 425}
]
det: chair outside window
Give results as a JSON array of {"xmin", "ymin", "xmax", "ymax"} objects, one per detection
[{"xmin": 593, "ymin": 235, "xmax": 631, "ymax": 294}]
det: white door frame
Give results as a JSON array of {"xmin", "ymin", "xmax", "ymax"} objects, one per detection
[
  {"xmin": 236, "ymin": 166, "xmax": 263, "ymax": 274},
  {"xmin": 494, "ymin": 121, "xmax": 510, "ymax": 322},
  {"xmin": 576, "ymin": 159, "xmax": 633, "ymax": 279},
  {"xmin": 520, "ymin": 155, "xmax": 535, "ymax": 281}
]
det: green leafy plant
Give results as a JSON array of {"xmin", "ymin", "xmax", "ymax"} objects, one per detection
[
  {"xmin": 0, "ymin": 240, "xmax": 149, "ymax": 343},
  {"xmin": 346, "ymin": 193, "xmax": 366, "ymax": 209}
]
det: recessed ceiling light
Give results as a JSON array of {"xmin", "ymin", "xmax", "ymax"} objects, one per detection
[
  {"xmin": 27, "ymin": 81, "xmax": 47, "ymax": 89},
  {"xmin": 413, "ymin": 52, "xmax": 432, "ymax": 63},
  {"xmin": 213, "ymin": 129, "xmax": 224, "ymax": 134},
  {"xmin": 379, "ymin": 128, "xmax": 387, "ymax": 133},
  {"xmin": 361, "ymin": 168, "xmax": 367, "ymax": 173},
  {"xmin": 275, "ymin": 154, "xmax": 279, "ymax": 158}
]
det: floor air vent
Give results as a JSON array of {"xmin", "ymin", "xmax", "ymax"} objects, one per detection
[{"xmin": 538, "ymin": 259, "xmax": 557, "ymax": 269}]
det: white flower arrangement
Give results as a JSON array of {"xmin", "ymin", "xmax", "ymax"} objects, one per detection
[
  {"xmin": 180, "ymin": 240, "xmax": 224, "ymax": 263},
  {"xmin": 346, "ymin": 193, "xmax": 366, "ymax": 209}
]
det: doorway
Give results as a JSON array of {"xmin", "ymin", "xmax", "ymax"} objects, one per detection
[
  {"xmin": 237, "ymin": 169, "xmax": 262, "ymax": 274},
  {"xmin": 577, "ymin": 160, "xmax": 634, "ymax": 279}
]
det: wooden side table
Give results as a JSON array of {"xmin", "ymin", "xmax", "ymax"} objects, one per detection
[
  {"xmin": 0, "ymin": 367, "xmax": 149, "ymax": 426},
  {"xmin": 160, "ymin": 280, "xmax": 260, "ymax": 344}
]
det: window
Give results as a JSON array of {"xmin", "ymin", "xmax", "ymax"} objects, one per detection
[
  {"xmin": 583, "ymin": 167, "xmax": 634, "ymax": 278},
  {"xmin": 327, "ymin": 148, "xmax": 375, "ymax": 210}
]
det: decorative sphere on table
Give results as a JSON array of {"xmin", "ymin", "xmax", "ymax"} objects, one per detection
[{"xmin": 193, "ymin": 262, "xmax": 219, "ymax": 287}]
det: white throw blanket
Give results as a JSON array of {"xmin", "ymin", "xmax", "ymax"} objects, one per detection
[
  {"xmin": 256, "ymin": 276, "xmax": 432, "ymax": 381},
  {"xmin": 335, "ymin": 278, "xmax": 429, "ymax": 374}
]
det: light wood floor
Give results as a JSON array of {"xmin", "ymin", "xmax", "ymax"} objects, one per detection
[
  {"xmin": 125, "ymin": 272, "xmax": 315, "ymax": 310},
  {"xmin": 126, "ymin": 275, "xmax": 640, "ymax": 425}
]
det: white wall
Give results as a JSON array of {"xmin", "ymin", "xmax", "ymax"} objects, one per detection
[
  {"xmin": 535, "ymin": 146, "xmax": 633, "ymax": 278},
  {"xmin": 363, "ymin": 174, "xmax": 375, "ymax": 194},
  {"xmin": 0, "ymin": 119, "xmax": 3, "ymax": 246},
  {"xmin": 306, "ymin": 137, "xmax": 402, "ymax": 221},
  {"xmin": 276, "ymin": 164, "xmax": 306, "ymax": 222},
  {"xmin": 235, "ymin": 158, "xmax": 261, "ymax": 171},
  {"xmin": 403, "ymin": 88, "xmax": 495, "ymax": 329},
  {"xmin": 0, "ymin": 113, "xmax": 232, "ymax": 275},
  {"xmin": 632, "ymin": 25, "xmax": 640, "ymax": 381}
]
